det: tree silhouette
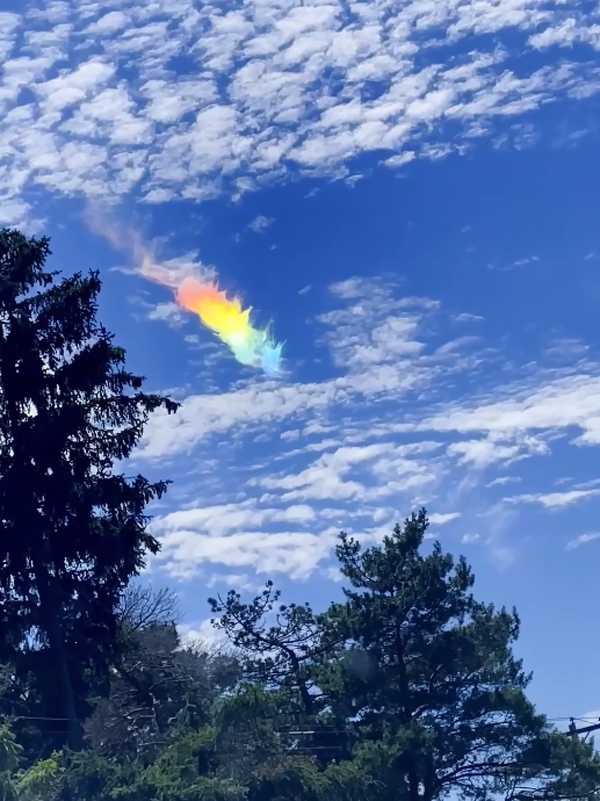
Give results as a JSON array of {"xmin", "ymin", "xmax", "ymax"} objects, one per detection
[{"xmin": 0, "ymin": 228, "xmax": 177, "ymax": 750}]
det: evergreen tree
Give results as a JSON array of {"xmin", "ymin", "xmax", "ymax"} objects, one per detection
[
  {"xmin": 9, "ymin": 510, "xmax": 600, "ymax": 801},
  {"xmin": 0, "ymin": 228, "xmax": 177, "ymax": 751},
  {"xmin": 213, "ymin": 510, "xmax": 600, "ymax": 801}
]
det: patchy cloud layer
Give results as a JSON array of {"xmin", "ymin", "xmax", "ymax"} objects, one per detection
[
  {"xmin": 136, "ymin": 275, "xmax": 600, "ymax": 583},
  {"xmin": 1, "ymin": 0, "xmax": 600, "ymax": 223}
]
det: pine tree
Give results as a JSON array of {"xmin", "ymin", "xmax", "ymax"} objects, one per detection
[
  {"xmin": 212, "ymin": 510, "xmax": 600, "ymax": 801},
  {"xmin": 0, "ymin": 228, "xmax": 178, "ymax": 750}
]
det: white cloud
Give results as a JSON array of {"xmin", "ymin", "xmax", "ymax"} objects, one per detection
[
  {"xmin": 135, "ymin": 276, "xmax": 600, "ymax": 522},
  {"xmin": 512, "ymin": 255, "xmax": 539, "ymax": 268},
  {"xmin": 147, "ymin": 500, "xmax": 344, "ymax": 580},
  {"xmin": 207, "ymin": 573, "xmax": 261, "ymax": 593},
  {"xmin": 566, "ymin": 532, "xmax": 600, "ymax": 551},
  {"xmin": 487, "ymin": 476, "xmax": 521, "ymax": 488},
  {"xmin": 85, "ymin": 11, "xmax": 131, "ymax": 35},
  {"xmin": 147, "ymin": 301, "xmax": 186, "ymax": 327},
  {"xmin": 151, "ymin": 501, "xmax": 318, "ymax": 539},
  {"xmin": 1, "ymin": 0, "xmax": 600, "ymax": 224},
  {"xmin": 137, "ymin": 379, "xmax": 341, "ymax": 460},
  {"xmin": 447, "ymin": 438, "xmax": 521, "ymax": 468},
  {"xmin": 124, "ymin": 272, "xmax": 600, "ymax": 583},
  {"xmin": 177, "ymin": 618, "xmax": 228, "ymax": 649},
  {"xmin": 248, "ymin": 215, "xmax": 274, "ymax": 233},
  {"xmin": 252, "ymin": 442, "xmax": 437, "ymax": 503},
  {"xmin": 574, "ymin": 478, "xmax": 600, "ymax": 491},
  {"xmin": 529, "ymin": 18, "xmax": 600, "ymax": 50},
  {"xmin": 415, "ymin": 374, "xmax": 600, "ymax": 448},
  {"xmin": 544, "ymin": 338, "xmax": 589, "ymax": 360},
  {"xmin": 508, "ymin": 489, "xmax": 600, "ymax": 509},
  {"xmin": 429, "ymin": 512, "xmax": 461, "ymax": 524},
  {"xmin": 136, "ymin": 276, "xmax": 449, "ymax": 459},
  {"xmin": 11, "ymin": 0, "xmax": 591, "ymax": 594},
  {"xmin": 454, "ymin": 312, "xmax": 484, "ymax": 323},
  {"xmin": 155, "ymin": 529, "xmax": 340, "ymax": 581},
  {"xmin": 34, "ymin": 61, "xmax": 117, "ymax": 113}
]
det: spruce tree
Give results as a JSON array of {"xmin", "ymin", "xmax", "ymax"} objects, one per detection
[{"xmin": 0, "ymin": 228, "xmax": 177, "ymax": 750}]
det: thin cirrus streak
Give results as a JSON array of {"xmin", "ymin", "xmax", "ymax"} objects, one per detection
[{"xmin": 176, "ymin": 277, "xmax": 284, "ymax": 376}]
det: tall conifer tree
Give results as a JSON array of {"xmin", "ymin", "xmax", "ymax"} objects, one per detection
[{"xmin": 0, "ymin": 228, "xmax": 177, "ymax": 749}]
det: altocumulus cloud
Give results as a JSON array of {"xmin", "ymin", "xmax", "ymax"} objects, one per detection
[
  {"xmin": 3, "ymin": 0, "xmax": 600, "ymax": 584},
  {"xmin": 131, "ymin": 275, "xmax": 600, "ymax": 582},
  {"xmin": 1, "ymin": 0, "xmax": 600, "ymax": 224}
]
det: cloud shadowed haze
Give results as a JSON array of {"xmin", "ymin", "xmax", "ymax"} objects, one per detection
[{"xmin": 2, "ymin": 0, "xmax": 600, "ymax": 735}]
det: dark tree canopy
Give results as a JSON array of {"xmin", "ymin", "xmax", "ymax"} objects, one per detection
[
  {"xmin": 211, "ymin": 511, "xmax": 600, "ymax": 801},
  {"xmin": 3, "ymin": 509, "xmax": 600, "ymax": 801},
  {"xmin": 0, "ymin": 228, "xmax": 177, "ymax": 750}
]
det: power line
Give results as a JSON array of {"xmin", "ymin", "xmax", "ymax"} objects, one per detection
[{"xmin": 2, "ymin": 713, "xmax": 598, "ymax": 726}]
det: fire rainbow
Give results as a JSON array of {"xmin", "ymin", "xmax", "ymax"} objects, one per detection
[{"xmin": 175, "ymin": 277, "xmax": 284, "ymax": 376}]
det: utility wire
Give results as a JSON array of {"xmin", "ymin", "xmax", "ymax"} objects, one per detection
[{"xmin": 2, "ymin": 713, "xmax": 598, "ymax": 726}]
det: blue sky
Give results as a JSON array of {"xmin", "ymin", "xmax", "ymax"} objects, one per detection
[{"xmin": 1, "ymin": 0, "xmax": 600, "ymax": 734}]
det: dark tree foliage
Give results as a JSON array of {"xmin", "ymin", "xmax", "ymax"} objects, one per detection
[
  {"xmin": 212, "ymin": 510, "xmax": 600, "ymax": 801},
  {"xmin": 0, "ymin": 228, "xmax": 177, "ymax": 751},
  {"xmin": 4, "ymin": 510, "xmax": 600, "ymax": 801},
  {"xmin": 85, "ymin": 618, "xmax": 241, "ymax": 761},
  {"xmin": 118, "ymin": 584, "xmax": 182, "ymax": 633},
  {"xmin": 209, "ymin": 580, "xmax": 329, "ymax": 716}
]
